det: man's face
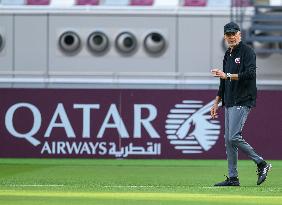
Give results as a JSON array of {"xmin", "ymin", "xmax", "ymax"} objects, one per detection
[{"xmin": 224, "ymin": 31, "xmax": 241, "ymax": 48}]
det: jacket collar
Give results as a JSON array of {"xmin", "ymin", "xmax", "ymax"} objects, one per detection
[{"xmin": 228, "ymin": 41, "xmax": 242, "ymax": 54}]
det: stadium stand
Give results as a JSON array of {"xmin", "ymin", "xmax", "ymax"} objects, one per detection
[
  {"xmin": 75, "ymin": 0, "xmax": 155, "ymax": 6},
  {"xmin": 26, "ymin": 0, "xmax": 50, "ymax": 5},
  {"xmin": 130, "ymin": 0, "xmax": 154, "ymax": 6},
  {"xmin": 0, "ymin": 0, "xmax": 282, "ymax": 89},
  {"xmin": 0, "ymin": 0, "xmax": 281, "ymax": 7},
  {"xmin": 76, "ymin": 0, "xmax": 100, "ymax": 5},
  {"xmin": 245, "ymin": 3, "xmax": 282, "ymax": 54},
  {"xmin": 183, "ymin": 0, "xmax": 207, "ymax": 7}
]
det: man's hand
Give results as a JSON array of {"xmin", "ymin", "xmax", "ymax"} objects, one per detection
[
  {"xmin": 211, "ymin": 69, "xmax": 226, "ymax": 79},
  {"xmin": 210, "ymin": 103, "xmax": 219, "ymax": 119}
]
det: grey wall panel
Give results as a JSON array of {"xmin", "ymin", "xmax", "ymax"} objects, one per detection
[
  {"xmin": 0, "ymin": 15, "xmax": 13, "ymax": 75},
  {"xmin": 178, "ymin": 16, "xmax": 211, "ymax": 77},
  {"xmin": 211, "ymin": 16, "xmax": 229, "ymax": 69},
  {"xmin": 1, "ymin": 0, "xmax": 25, "ymax": 5},
  {"xmin": 49, "ymin": 15, "xmax": 176, "ymax": 75},
  {"xmin": 14, "ymin": 15, "xmax": 48, "ymax": 74}
]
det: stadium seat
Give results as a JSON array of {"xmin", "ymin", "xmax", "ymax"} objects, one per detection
[
  {"xmin": 26, "ymin": 0, "xmax": 50, "ymax": 5},
  {"xmin": 183, "ymin": 0, "xmax": 207, "ymax": 6},
  {"xmin": 1, "ymin": 0, "xmax": 25, "ymax": 5},
  {"xmin": 103, "ymin": 0, "xmax": 129, "ymax": 6},
  {"xmin": 130, "ymin": 0, "xmax": 154, "ymax": 6},
  {"xmin": 76, "ymin": 0, "xmax": 100, "ymax": 5}
]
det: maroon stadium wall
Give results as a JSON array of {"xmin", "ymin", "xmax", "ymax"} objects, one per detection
[{"xmin": 0, "ymin": 88, "xmax": 281, "ymax": 159}]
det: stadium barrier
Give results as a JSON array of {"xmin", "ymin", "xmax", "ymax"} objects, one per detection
[{"xmin": 0, "ymin": 88, "xmax": 281, "ymax": 159}]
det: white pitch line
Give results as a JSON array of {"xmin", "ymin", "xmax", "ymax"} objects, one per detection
[
  {"xmin": 102, "ymin": 185, "xmax": 187, "ymax": 188},
  {"xmin": 7, "ymin": 184, "xmax": 64, "ymax": 187},
  {"xmin": 103, "ymin": 185, "xmax": 157, "ymax": 188}
]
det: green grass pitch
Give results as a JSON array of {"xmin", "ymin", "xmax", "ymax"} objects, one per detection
[{"xmin": 0, "ymin": 159, "xmax": 281, "ymax": 205}]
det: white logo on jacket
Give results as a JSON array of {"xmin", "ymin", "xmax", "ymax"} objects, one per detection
[{"xmin": 235, "ymin": 57, "xmax": 240, "ymax": 64}]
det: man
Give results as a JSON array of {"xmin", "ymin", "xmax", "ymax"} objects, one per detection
[{"xmin": 210, "ymin": 22, "xmax": 271, "ymax": 186}]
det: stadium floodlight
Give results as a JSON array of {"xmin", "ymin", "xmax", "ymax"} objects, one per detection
[
  {"xmin": 58, "ymin": 31, "xmax": 81, "ymax": 55},
  {"xmin": 87, "ymin": 31, "xmax": 109, "ymax": 55},
  {"xmin": 144, "ymin": 32, "xmax": 166, "ymax": 55},
  {"xmin": 115, "ymin": 32, "xmax": 137, "ymax": 54}
]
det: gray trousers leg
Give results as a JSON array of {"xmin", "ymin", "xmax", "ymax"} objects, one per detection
[{"xmin": 225, "ymin": 106, "xmax": 264, "ymax": 178}]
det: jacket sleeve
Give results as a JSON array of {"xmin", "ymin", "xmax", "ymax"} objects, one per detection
[
  {"xmin": 217, "ymin": 78, "xmax": 224, "ymax": 98},
  {"xmin": 217, "ymin": 54, "xmax": 227, "ymax": 98},
  {"xmin": 238, "ymin": 47, "xmax": 256, "ymax": 80}
]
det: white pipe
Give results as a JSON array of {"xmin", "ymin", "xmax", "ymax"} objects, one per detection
[{"xmin": 0, "ymin": 77, "xmax": 281, "ymax": 86}]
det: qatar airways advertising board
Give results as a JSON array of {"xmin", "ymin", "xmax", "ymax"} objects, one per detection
[{"xmin": 0, "ymin": 89, "xmax": 281, "ymax": 159}]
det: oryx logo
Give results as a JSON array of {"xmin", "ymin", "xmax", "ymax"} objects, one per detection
[{"xmin": 165, "ymin": 100, "xmax": 220, "ymax": 154}]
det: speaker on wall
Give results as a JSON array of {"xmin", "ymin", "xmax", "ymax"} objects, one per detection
[
  {"xmin": 87, "ymin": 31, "xmax": 109, "ymax": 55},
  {"xmin": 115, "ymin": 31, "xmax": 138, "ymax": 55},
  {"xmin": 144, "ymin": 32, "xmax": 166, "ymax": 55},
  {"xmin": 58, "ymin": 31, "xmax": 81, "ymax": 55}
]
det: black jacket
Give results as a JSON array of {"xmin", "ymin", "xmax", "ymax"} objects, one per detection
[{"xmin": 217, "ymin": 41, "xmax": 257, "ymax": 107}]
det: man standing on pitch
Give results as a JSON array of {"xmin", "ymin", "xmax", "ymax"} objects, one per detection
[{"xmin": 210, "ymin": 22, "xmax": 271, "ymax": 186}]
